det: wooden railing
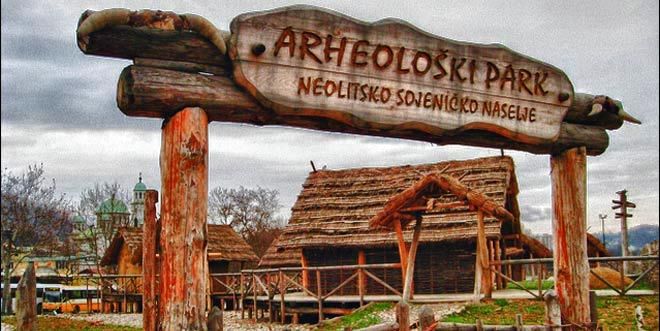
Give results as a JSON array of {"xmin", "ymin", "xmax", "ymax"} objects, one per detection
[
  {"xmin": 235, "ymin": 263, "xmax": 402, "ymax": 323},
  {"xmin": 490, "ymin": 255, "xmax": 659, "ymax": 299}
]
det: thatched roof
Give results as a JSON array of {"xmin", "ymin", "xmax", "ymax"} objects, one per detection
[
  {"xmin": 101, "ymin": 227, "xmax": 143, "ymax": 266},
  {"xmin": 519, "ymin": 233, "xmax": 552, "ymax": 258},
  {"xmin": 258, "ymin": 236, "xmax": 301, "ymax": 268},
  {"xmin": 587, "ymin": 233, "xmax": 611, "ymax": 257},
  {"xmin": 101, "ymin": 224, "xmax": 259, "ymax": 266},
  {"xmin": 275, "ymin": 156, "xmax": 519, "ymax": 250},
  {"xmin": 207, "ymin": 224, "xmax": 260, "ymax": 262}
]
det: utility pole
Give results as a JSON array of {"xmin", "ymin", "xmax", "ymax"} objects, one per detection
[
  {"xmin": 598, "ymin": 214, "xmax": 607, "ymax": 247},
  {"xmin": 612, "ymin": 190, "xmax": 636, "ymax": 275}
]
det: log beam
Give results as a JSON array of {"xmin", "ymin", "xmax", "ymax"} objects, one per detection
[
  {"xmin": 143, "ymin": 189, "xmax": 159, "ymax": 331},
  {"xmin": 402, "ymin": 216, "xmax": 422, "ymax": 302},
  {"xmin": 117, "ymin": 65, "xmax": 610, "ymax": 156},
  {"xmin": 159, "ymin": 107, "xmax": 209, "ymax": 330},
  {"xmin": 393, "ymin": 221, "xmax": 409, "ymax": 282},
  {"xmin": 550, "ymin": 147, "xmax": 591, "ymax": 328}
]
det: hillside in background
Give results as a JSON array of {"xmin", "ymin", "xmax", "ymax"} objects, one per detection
[{"xmin": 533, "ymin": 224, "xmax": 659, "ymax": 255}]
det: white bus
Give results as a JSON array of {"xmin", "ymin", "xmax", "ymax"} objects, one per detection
[{"xmin": 0, "ymin": 283, "xmax": 59, "ymax": 314}]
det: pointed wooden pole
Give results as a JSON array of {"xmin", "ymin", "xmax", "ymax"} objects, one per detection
[
  {"xmin": 143, "ymin": 189, "xmax": 159, "ymax": 331},
  {"xmin": 476, "ymin": 210, "xmax": 493, "ymax": 299},
  {"xmin": 551, "ymin": 146, "xmax": 591, "ymax": 328},
  {"xmin": 159, "ymin": 107, "xmax": 209, "ymax": 330}
]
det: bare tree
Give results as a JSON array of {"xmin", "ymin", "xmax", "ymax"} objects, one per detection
[
  {"xmin": 1, "ymin": 164, "xmax": 72, "ymax": 314},
  {"xmin": 77, "ymin": 182, "xmax": 131, "ymax": 254},
  {"xmin": 207, "ymin": 186, "xmax": 282, "ymax": 256}
]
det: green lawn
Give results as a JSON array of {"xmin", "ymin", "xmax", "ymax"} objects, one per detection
[{"xmin": 317, "ymin": 302, "xmax": 393, "ymax": 331}]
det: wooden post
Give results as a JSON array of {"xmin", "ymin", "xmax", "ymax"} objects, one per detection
[
  {"xmin": 279, "ymin": 270, "xmax": 286, "ymax": 324},
  {"xmin": 476, "ymin": 210, "xmax": 492, "ymax": 299},
  {"xmin": 159, "ymin": 107, "xmax": 209, "ymax": 331},
  {"xmin": 301, "ymin": 252, "xmax": 310, "ymax": 290},
  {"xmin": 488, "ymin": 240, "xmax": 496, "ymax": 290},
  {"xmin": 543, "ymin": 289, "xmax": 561, "ymax": 331},
  {"xmin": 589, "ymin": 291, "xmax": 598, "ymax": 327},
  {"xmin": 143, "ymin": 189, "xmax": 159, "ymax": 331},
  {"xmin": 551, "ymin": 147, "xmax": 591, "ymax": 327},
  {"xmin": 393, "ymin": 220, "xmax": 409, "ymax": 282},
  {"xmin": 316, "ymin": 269, "xmax": 324, "ymax": 322},
  {"xmin": 617, "ymin": 190, "xmax": 631, "ymax": 275},
  {"xmin": 16, "ymin": 262, "xmax": 37, "ymax": 331},
  {"xmin": 207, "ymin": 306, "xmax": 223, "ymax": 331},
  {"xmin": 402, "ymin": 216, "xmax": 422, "ymax": 302},
  {"xmin": 495, "ymin": 240, "xmax": 503, "ymax": 289},
  {"xmin": 358, "ymin": 250, "xmax": 366, "ymax": 307},
  {"xmin": 396, "ymin": 302, "xmax": 410, "ymax": 331},
  {"xmin": 252, "ymin": 274, "xmax": 258, "ymax": 322},
  {"xmin": 240, "ymin": 272, "xmax": 245, "ymax": 319}
]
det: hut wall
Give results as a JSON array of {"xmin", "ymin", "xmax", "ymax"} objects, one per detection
[
  {"xmin": 305, "ymin": 242, "xmax": 476, "ymax": 295},
  {"xmin": 117, "ymin": 245, "xmax": 142, "ymax": 293}
]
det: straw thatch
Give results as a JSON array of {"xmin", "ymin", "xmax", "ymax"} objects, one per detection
[
  {"xmin": 586, "ymin": 233, "xmax": 611, "ymax": 257},
  {"xmin": 101, "ymin": 224, "xmax": 258, "ymax": 266},
  {"xmin": 275, "ymin": 156, "xmax": 519, "ymax": 250},
  {"xmin": 257, "ymin": 236, "xmax": 301, "ymax": 268},
  {"xmin": 519, "ymin": 233, "xmax": 553, "ymax": 258}
]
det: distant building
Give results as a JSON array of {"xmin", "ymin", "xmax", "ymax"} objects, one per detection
[{"xmin": 130, "ymin": 173, "xmax": 147, "ymax": 227}]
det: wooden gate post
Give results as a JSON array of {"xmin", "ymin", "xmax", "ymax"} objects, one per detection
[
  {"xmin": 143, "ymin": 189, "xmax": 159, "ymax": 331},
  {"xmin": 159, "ymin": 107, "xmax": 209, "ymax": 330},
  {"xmin": 550, "ymin": 146, "xmax": 591, "ymax": 328},
  {"xmin": 16, "ymin": 262, "xmax": 37, "ymax": 331}
]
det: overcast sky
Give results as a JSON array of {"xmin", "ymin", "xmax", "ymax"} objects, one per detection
[{"xmin": 2, "ymin": 0, "xmax": 658, "ymax": 235}]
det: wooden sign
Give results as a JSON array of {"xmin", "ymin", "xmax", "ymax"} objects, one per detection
[{"xmin": 229, "ymin": 5, "xmax": 575, "ymax": 144}]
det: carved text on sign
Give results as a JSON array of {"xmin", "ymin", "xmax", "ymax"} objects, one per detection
[{"xmin": 230, "ymin": 6, "xmax": 575, "ymax": 144}]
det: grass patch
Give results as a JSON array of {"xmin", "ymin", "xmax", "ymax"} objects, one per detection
[
  {"xmin": 506, "ymin": 279, "xmax": 554, "ymax": 291},
  {"xmin": 442, "ymin": 296, "xmax": 658, "ymax": 330},
  {"xmin": 494, "ymin": 298, "xmax": 509, "ymax": 307},
  {"xmin": 1, "ymin": 316, "xmax": 142, "ymax": 331},
  {"xmin": 318, "ymin": 302, "xmax": 393, "ymax": 331}
]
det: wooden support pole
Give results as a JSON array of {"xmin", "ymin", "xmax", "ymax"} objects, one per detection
[
  {"xmin": 301, "ymin": 252, "xmax": 310, "ymax": 290},
  {"xmin": 550, "ymin": 146, "xmax": 591, "ymax": 328},
  {"xmin": 143, "ymin": 189, "xmax": 159, "ymax": 331},
  {"xmin": 358, "ymin": 250, "xmax": 366, "ymax": 307},
  {"xmin": 393, "ymin": 220, "xmax": 409, "ymax": 285},
  {"xmin": 159, "ymin": 107, "xmax": 209, "ymax": 331},
  {"xmin": 279, "ymin": 270, "xmax": 286, "ymax": 324},
  {"xmin": 495, "ymin": 240, "xmax": 503, "ymax": 289},
  {"xmin": 402, "ymin": 216, "xmax": 422, "ymax": 302},
  {"xmin": 316, "ymin": 269, "xmax": 324, "ymax": 322},
  {"xmin": 476, "ymin": 210, "xmax": 492, "ymax": 299},
  {"xmin": 16, "ymin": 262, "xmax": 37, "ymax": 331}
]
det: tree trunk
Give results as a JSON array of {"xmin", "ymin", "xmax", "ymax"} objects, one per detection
[
  {"xmin": 159, "ymin": 107, "xmax": 209, "ymax": 330},
  {"xmin": 550, "ymin": 147, "xmax": 591, "ymax": 328},
  {"xmin": 143, "ymin": 189, "xmax": 159, "ymax": 331},
  {"xmin": 2, "ymin": 244, "xmax": 12, "ymax": 315}
]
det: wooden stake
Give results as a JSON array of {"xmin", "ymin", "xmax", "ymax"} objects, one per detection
[
  {"xmin": 143, "ymin": 189, "xmax": 159, "ymax": 331},
  {"xmin": 476, "ymin": 210, "xmax": 492, "ymax": 298},
  {"xmin": 279, "ymin": 270, "xmax": 286, "ymax": 324},
  {"xmin": 159, "ymin": 107, "xmax": 209, "ymax": 330},
  {"xmin": 358, "ymin": 250, "xmax": 366, "ymax": 306},
  {"xmin": 301, "ymin": 252, "xmax": 310, "ymax": 290},
  {"xmin": 393, "ymin": 220, "xmax": 409, "ymax": 282},
  {"xmin": 551, "ymin": 147, "xmax": 590, "ymax": 327},
  {"xmin": 402, "ymin": 216, "xmax": 422, "ymax": 302},
  {"xmin": 16, "ymin": 262, "xmax": 37, "ymax": 331},
  {"xmin": 316, "ymin": 269, "xmax": 324, "ymax": 322}
]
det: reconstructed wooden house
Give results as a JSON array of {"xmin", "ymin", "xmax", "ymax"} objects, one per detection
[
  {"xmin": 261, "ymin": 156, "xmax": 531, "ymax": 295},
  {"xmin": 101, "ymin": 224, "xmax": 259, "ymax": 310}
]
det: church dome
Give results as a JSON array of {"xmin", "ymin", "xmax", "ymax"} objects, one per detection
[
  {"xmin": 134, "ymin": 173, "xmax": 147, "ymax": 192},
  {"xmin": 96, "ymin": 198, "xmax": 129, "ymax": 215}
]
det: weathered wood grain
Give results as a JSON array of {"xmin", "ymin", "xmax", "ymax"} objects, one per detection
[
  {"xmin": 16, "ymin": 262, "xmax": 37, "ymax": 331},
  {"xmin": 230, "ymin": 6, "xmax": 574, "ymax": 144},
  {"xmin": 550, "ymin": 147, "xmax": 591, "ymax": 328},
  {"xmin": 117, "ymin": 65, "xmax": 608, "ymax": 155},
  {"xmin": 159, "ymin": 107, "xmax": 209, "ymax": 330},
  {"xmin": 143, "ymin": 189, "xmax": 159, "ymax": 331},
  {"xmin": 476, "ymin": 210, "xmax": 492, "ymax": 299}
]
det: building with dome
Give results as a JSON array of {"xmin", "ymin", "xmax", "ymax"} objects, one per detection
[
  {"xmin": 96, "ymin": 194, "xmax": 131, "ymax": 244},
  {"xmin": 130, "ymin": 173, "xmax": 147, "ymax": 227}
]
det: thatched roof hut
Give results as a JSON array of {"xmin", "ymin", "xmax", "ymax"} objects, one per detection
[
  {"xmin": 101, "ymin": 224, "xmax": 259, "ymax": 268},
  {"xmin": 262, "ymin": 156, "xmax": 530, "ymax": 294}
]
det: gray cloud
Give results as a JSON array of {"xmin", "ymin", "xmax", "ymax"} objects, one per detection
[{"xmin": 1, "ymin": 0, "xmax": 658, "ymax": 236}]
